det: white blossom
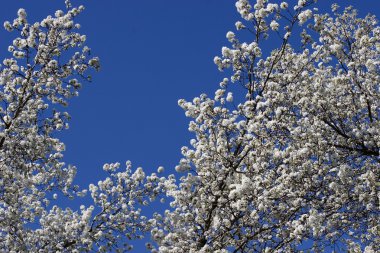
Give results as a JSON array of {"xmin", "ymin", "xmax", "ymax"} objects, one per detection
[
  {"xmin": 235, "ymin": 21, "xmax": 245, "ymax": 30},
  {"xmin": 280, "ymin": 2, "xmax": 288, "ymax": 9},
  {"xmin": 226, "ymin": 31, "xmax": 235, "ymax": 42},
  {"xmin": 2, "ymin": 1, "xmax": 380, "ymax": 252},
  {"xmin": 270, "ymin": 20, "xmax": 279, "ymax": 31},
  {"xmin": 298, "ymin": 9, "xmax": 313, "ymax": 25},
  {"xmin": 148, "ymin": 1, "xmax": 380, "ymax": 252}
]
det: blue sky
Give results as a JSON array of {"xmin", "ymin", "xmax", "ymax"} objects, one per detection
[
  {"xmin": 1, "ymin": 0, "xmax": 380, "ymax": 251},
  {"xmin": 0, "ymin": 0, "xmax": 239, "ymax": 186}
]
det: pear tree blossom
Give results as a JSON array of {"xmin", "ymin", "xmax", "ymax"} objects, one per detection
[
  {"xmin": 1, "ymin": 0, "xmax": 380, "ymax": 252},
  {"xmin": 0, "ymin": 1, "xmax": 170, "ymax": 252},
  {"xmin": 148, "ymin": 1, "xmax": 380, "ymax": 252}
]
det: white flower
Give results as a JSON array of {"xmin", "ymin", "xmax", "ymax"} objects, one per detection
[
  {"xmin": 266, "ymin": 3, "xmax": 278, "ymax": 13},
  {"xmin": 270, "ymin": 20, "xmax": 279, "ymax": 31},
  {"xmin": 235, "ymin": 21, "xmax": 245, "ymax": 30},
  {"xmin": 55, "ymin": 10, "xmax": 64, "ymax": 17},
  {"xmin": 226, "ymin": 92, "xmax": 233, "ymax": 102},
  {"xmin": 284, "ymin": 31, "xmax": 291, "ymax": 39},
  {"xmin": 298, "ymin": 9, "xmax": 313, "ymax": 25},
  {"xmin": 219, "ymin": 78, "xmax": 229, "ymax": 88},
  {"xmin": 280, "ymin": 2, "xmax": 288, "ymax": 9},
  {"xmin": 3, "ymin": 21, "xmax": 13, "ymax": 32},
  {"xmin": 10, "ymin": 64, "xmax": 19, "ymax": 72},
  {"xmin": 298, "ymin": 0, "xmax": 306, "ymax": 7},
  {"xmin": 214, "ymin": 56, "xmax": 222, "ymax": 65},
  {"xmin": 226, "ymin": 31, "xmax": 235, "ymax": 42},
  {"xmin": 329, "ymin": 43, "xmax": 342, "ymax": 53},
  {"xmin": 17, "ymin": 8, "xmax": 27, "ymax": 19}
]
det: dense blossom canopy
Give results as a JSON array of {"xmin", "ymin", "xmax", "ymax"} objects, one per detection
[
  {"xmin": 0, "ymin": 0, "xmax": 379, "ymax": 252},
  {"xmin": 0, "ymin": 1, "xmax": 168, "ymax": 252}
]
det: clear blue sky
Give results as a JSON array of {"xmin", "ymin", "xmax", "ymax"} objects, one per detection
[{"xmin": 1, "ymin": 0, "xmax": 380, "ymax": 251}]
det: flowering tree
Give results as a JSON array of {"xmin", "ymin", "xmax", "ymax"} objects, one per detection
[
  {"xmin": 1, "ymin": 0, "xmax": 380, "ymax": 252},
  {"xmin": 0, "ymin": 1, "xmax": 169, "ymax": 252},
  {"xmin": 148, "ymin": 1, "xmax": 380, "ymax": 252}
]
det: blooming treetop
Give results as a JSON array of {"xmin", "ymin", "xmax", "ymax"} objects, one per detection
[
  {"xmin": 148, "ymin": 0, "xmax": 380, "ymax": 252},
  {"xmin": 0, "ymin": 1, "xmax": 170, "ymax": 252},
  {"xmin": 1, "ymin": 0, "xmax": 380, "ymax": 252}
]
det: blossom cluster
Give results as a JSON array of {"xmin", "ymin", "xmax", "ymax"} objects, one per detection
[
  {"xmin": 1, "ymin": 0, "xmax": 380, "ymax": 252},
  {"xmin": 147, "ymin": 1, "xmax": 380, "ymax": 252}
]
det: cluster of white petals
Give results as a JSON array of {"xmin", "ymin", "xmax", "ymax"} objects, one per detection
[
  {"xmin": 146, "ymin": 1, "xmax": 380, "ymax": 252},
  {"xmin": 2, "ymin": 0, "xmax": 380, "ymax": 252},
  {"xmin": 0, "ymin": 1, "xmax": 174, "ymax": 252}
]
